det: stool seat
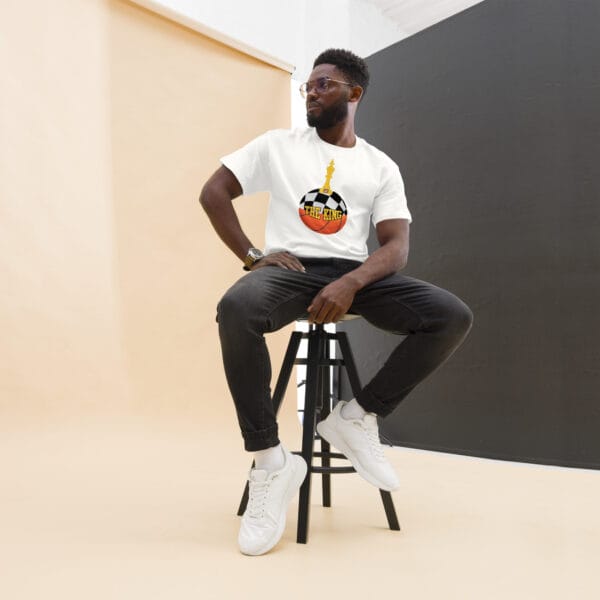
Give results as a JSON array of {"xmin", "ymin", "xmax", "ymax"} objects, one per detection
[
  {"xmin": 237, "ymin": 318, "xmax": 400, "ymax": 544},
  {"xmin": 295, "ymin": 313, "xmax": 361, "ymax": 323}
]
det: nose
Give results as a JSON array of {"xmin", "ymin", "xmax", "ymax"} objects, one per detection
[
  {"xmin": 306, "ymin": 86, "xmax": 319, "ymax": 102},
  {"xmin": 306, "ymin": 84, "xmax": 319, "ymax": 100}
]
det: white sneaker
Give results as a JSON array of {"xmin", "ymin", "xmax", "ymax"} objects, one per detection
[
  {"xmin": 316, "ymin": 401, "xmax": 399, "ymax": 492},
  {"xmin": 238, "ymin": 448, "xmax": 307, "ymax": 556}
]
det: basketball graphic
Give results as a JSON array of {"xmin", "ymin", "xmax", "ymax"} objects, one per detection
[
  {"xmin": 298, "ymin": 159, "xmax": 348, "ymax": 234},
  {"xmin": 299, "ymin": 189, "xmax": 347, "ymax": 234}
]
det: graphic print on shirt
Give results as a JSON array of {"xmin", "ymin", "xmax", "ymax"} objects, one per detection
[{"xmin": 298, "ymin": 160, "xmax": 348, "ymax": 234}]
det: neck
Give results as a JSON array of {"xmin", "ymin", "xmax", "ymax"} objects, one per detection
[{"xmin": 316, "ymin": 119, "xmax": 357, "ymax": 148}]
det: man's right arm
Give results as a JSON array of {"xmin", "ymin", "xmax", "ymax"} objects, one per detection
[
  {"xmin": 199, "ymin": 165, "xmax": 305, "ymax": 271},
  {"xmin": 200, "ymin": 165, "xmax": 251, "ymax": 263}
]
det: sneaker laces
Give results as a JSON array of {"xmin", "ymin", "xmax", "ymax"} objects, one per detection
[
  {"xmin": 247, "ymin": 477, "xmax": 272, "ymax": 520},
  {"xmin": 361, "ymin": 417, "xmax": 386, "ymax": 462}
]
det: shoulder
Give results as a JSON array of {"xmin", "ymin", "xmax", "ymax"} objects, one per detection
[
  {"xmin": 355, "ymin": 137, "xmax": 401, "ymax": 175},
  {"xmin": 357, "ymin": 137, "xmax": 398, "ymax": 167}
]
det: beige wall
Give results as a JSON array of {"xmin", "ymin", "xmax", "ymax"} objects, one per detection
[{"xmin": 0, "ymin": 0, "xmax": 291, "ymax": 426}]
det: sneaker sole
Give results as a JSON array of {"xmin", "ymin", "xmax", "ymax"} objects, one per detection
[
  {"xmin": 241, "ymin": 455, "xmax": 307, "ymax": 556},
  {"xmin": 316, "ymin": 420, "xmax": 398, "ymax": 492}
]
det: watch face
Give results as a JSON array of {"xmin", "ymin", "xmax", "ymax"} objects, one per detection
[
  {"xmin": 248, "ymin": 248, "xmax": 263, "ymax": 261},
  {"xmin": 244, "ymin": 248, "xmax": 264, "ymax": 268}
]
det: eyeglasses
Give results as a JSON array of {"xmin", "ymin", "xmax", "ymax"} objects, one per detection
[{"xmin": 299, "ymin": 76, "xmax": 355, "ymax": 98}]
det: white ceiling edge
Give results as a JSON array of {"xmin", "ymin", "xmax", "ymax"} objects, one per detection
[
  {"xmin": 130, "ymin": 0, "xmax": 487, "ymax": 81},
  {"xmin": 130, "ymin": 0, "xmax": 296, "ymax": 73},
  {"xmin": 363, "ymin": 0, "xmax": 486, "ymax": 37}
]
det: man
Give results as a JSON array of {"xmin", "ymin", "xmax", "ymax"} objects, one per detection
[{"xmin": 200, "ymin": 48, "xmax": 473, "ymax": 556}]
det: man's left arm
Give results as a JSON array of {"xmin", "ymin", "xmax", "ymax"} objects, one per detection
[{"xmin": 307, "ymin": 218, "xmax": 410, "ymax": 324}]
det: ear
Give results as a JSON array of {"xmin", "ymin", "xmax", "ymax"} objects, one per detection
[{"xmin": 348, "ymin": 85, "xmax": 363, "ymax": 103}]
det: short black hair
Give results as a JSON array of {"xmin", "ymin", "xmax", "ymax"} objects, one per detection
[{"xmin": 313, "ymin": 48, "xmax": 370, "ymax": 96}]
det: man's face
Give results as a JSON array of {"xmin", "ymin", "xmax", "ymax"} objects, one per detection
[{"xmin": 305, "ymin": 64, "xmax": 351, "ymax": 129}]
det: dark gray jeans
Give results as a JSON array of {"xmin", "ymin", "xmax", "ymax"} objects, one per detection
[{"xmin": 217, "ymin": 257, "xmax": 473, "ymax": 451}]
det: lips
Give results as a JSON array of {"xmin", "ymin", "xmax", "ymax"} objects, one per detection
[{"xmin": 307, "ymin": 103, "xmax": 321, "ymax": 112}]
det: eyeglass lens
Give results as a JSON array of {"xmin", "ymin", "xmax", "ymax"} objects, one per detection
[{"xmin": 300, "ymin": 77, "xmax": 330, "ymax": 97}]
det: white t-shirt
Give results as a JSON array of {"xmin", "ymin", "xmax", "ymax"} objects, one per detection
[{"xmin": 220, "ymin": 127, "xmax": 411, "ymax": 262}]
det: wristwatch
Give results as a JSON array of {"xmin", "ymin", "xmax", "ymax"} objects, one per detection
[{"xmin": 243, "ymin": 247, "xmax": 264, "ymax": 271}]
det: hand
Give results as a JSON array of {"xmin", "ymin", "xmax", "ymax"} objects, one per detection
[
  {"xmin": 251, "ymin": 251, "xmax": 305, "ymax": 272},
  {"xmin": 307, "ymin": 277, "xmax": 358, "ymax": 324}
]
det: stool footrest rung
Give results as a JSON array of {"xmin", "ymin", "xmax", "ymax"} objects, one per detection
[
  {"xmin": 292, "ymin": 450, "xmax": 357, "ymax": 474},
  {"xmin": 294, "ymin": 358, "xmax": 344, "ymax": 366},
  {"xmin": 299, "ymin": 331, "xmax": 339, "ymax": 340},
  {"xmin": 293, "ymin": 450, "xmax": 347, "ymax": 461},
  {"xmin": 312, "ymin": 451, "xmax": 347, "ymax": 460},
  {"xmin": 311, "ymin": 465, "xmax": 356, "ymax": 474}
]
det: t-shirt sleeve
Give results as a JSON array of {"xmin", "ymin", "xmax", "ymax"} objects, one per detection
[
  {"xmin": 371, "ymin": 159, "xmax": 412, "ymax": 225},
  {"xmin": 220, "ymin": 132, "xmax": 270, "ymax": 195}
]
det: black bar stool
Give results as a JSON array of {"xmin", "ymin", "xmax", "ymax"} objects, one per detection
[{"xmin": 237, "ymin": 316, "xmax": 401, "ymax": 544}]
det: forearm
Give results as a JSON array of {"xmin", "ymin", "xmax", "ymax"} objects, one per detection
[
  {"xmin": 341, "ymin": 240, "xmax": 408, "ymax": 292},
  {"xmin": 200, "ymin": 187, "xmax": 254, "ymax": 262}
]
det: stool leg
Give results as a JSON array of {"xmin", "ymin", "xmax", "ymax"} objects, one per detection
[
  {"xmin": 335, "ymin": 331, "xmax": 362, "ymax": 399},
  {"xmin": 296, "ymin": 327, "xmax": 321, "ymax": 543},
  {"xmin": 272, "ymin": 331, "xmax": 303, "ymax": 415},
  {"xmin": 336, "ymin": 330, "xmax": 401, "ymax": 532},
  {"xmin": 237, "ymin": 331, "xmax": 303, "ymax": 517},
  {"xmin": 236, "ymin": 459, "xmax": 254, "ymax": 517},
  {"xmin": 320, "ymin": 334, "xmax": 332, "ymax": 507},
  {"xmin": 320, "ymin": 440, "xmax": 332, "ymax": 507},
  {"xmin": 380, "ymin": 490, "xmax": 401, "ymax": 531}
]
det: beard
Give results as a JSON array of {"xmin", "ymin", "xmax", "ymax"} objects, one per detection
[{"xmin": 306, "ymin": 97, "xmax": 348, "ymax": 128}]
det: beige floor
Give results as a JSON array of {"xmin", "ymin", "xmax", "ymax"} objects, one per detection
[{"xmin": 1, "ymin": 413, "xmax": 599, "ymax": 600}]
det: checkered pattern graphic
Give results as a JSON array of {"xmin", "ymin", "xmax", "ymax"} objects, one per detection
[{"xmin": 300, "ymin": 189, "xmax": 347, "ymax": 215}]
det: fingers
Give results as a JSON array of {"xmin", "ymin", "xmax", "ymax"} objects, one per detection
[
  {"xmin": 308, "ymin": 306, "xmax": 340, "ymax": 324},
  {"xmin": 253, "ymin": 251, "xmax": 305, "ymax": 272},
  {"xmin": 307, "ymin": 298, "xmax": 342, "ymax": 324},
  {"xmin": 281, "ymin": 253, "xmax": 306, "ymax": 271},
  {"xmin": 308, "ymin": 287, "xmax": 344, "ymax": 324}
]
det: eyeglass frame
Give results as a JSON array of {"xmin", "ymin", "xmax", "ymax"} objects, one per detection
[{"xmin": 299, "ymin": 76, "xmax": 359, "ymax": 98}]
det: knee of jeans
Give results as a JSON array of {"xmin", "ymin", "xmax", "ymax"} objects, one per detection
[
  {"xmin": 217, "ymin": 290, "xmax": 245, "ymax": 326},
  {"xmin": 446, "ymin": 298, "xmax": 474, "ymax": 338},
  {"xmin": 217, "ymin": 287, "xmax": 263, "ymax": 330},
  {"xmin": 432, "ymin": 294, "xmax": 473, "ymax": 338}
]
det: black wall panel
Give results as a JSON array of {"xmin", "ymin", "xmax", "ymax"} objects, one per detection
[{"xmin": 342, "ymin": 0, "xmax": 600, "ymax": 468}]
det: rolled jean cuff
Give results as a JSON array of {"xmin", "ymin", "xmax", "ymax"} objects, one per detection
[
  {"xmin": 356, "ymin": 390, "xmax": 395, "ymax": 418},
  {"xmin": 242, "ymin": 424, "xmax": 280, "ymax": 452}
]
